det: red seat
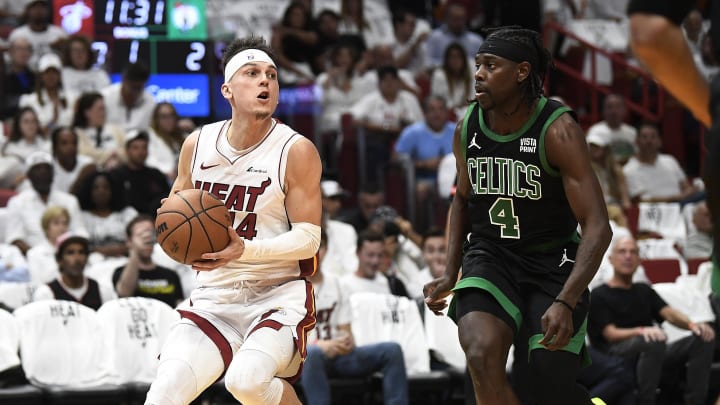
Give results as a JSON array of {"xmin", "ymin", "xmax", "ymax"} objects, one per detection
[
  {"xmin": 687, "ymin": 257, "xmax": 710, "ymax": 275},
  {"xmin": 641, "ymin": 258, "xmax": 682, "ymax": 284},
  {"xmin": 0, "ymin": 188, "xmax": 17, "ymax": 207},
  {"xmin": 624, "ymin": 205, "xmax": 639, "ymax": 237},
  {"xmin": 338, "ymin": 114, "xmax": 359, "ymax": 209}
]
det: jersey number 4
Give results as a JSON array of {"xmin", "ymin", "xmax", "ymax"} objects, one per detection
[
  {"xmin": 489, "ymin": 198, "xmax": 520, "ymax": 239},
  {"xmin": 235, "ymin": 213, "xmax": 258, "ymax": 240}
]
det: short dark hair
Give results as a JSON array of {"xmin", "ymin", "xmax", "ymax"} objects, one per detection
[
  {"xmin": 221, "ymin": 35, "xmax": 278, "ymax": 75},
  {"xmin": 376, "ymin": 65, "xmax": 399, "ymax": 81},
  {"xmin": 421, "ymin": 227, "xmax": 445, "ymax": 249},
  {"xmin": 50, "ymin": 126, "xmax": 77, "ymax": 156},
  {"xmin": 123, "ymin": 62, "xmax": 150, "ymax": 82},
  {"xmin": 357, "ymin": 229, "xmax": 384, "ymax": 251},
  {"xmin": 126, "ymin": 214, "xmax": 155, "ymax": 238}
]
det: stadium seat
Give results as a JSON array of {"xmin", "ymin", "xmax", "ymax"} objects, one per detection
[
  {"xmin": 624, "ymin": 205, "xmax": 639, "ymax": 238},
  {"xmin": 97, "ymin": 296, "xmax": 179, "ymax": 401},
  {"xmin": 13, "ymin": 300, "xmax": 127, "ymax": 404},
  {"xmin": 349, "ymin": 292, "xmax": 452, "ymax": 404},
  {"xmin": 640, "ymin": 258, "xmax": 682, "ymax": 284},
  {"xmin": 0, "ymin": 282, "xmax": 35, "ymax": 311},
  {"xmin": 0, "ymin": 384, "xmax": 43, "ymax": 405},
  {"xmin": 686, "ymin": 257, "xmax": 709, "ymax": 275},
  {"xmin": 0, "ymin": 188, "xmax": 17, "ymax": 208}
]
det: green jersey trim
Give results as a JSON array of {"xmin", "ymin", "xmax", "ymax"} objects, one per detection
[
  {"xmin": 538, "ymin": 106, "xmax": 572, "ymax": 177},
  {"xmin": 479, "ymin": 97, "xmax": 548, "ymax": 142},
  {"xmin": 461, "ymin": 102, "xmax": 477, "ymax": 162},
  {"xmin": 448, "ymin": 276, "xmax": 522, "ymax": 330},
  {"xmin": 527, "ymin": 318, "xmax": 591, "ymax": 366}
]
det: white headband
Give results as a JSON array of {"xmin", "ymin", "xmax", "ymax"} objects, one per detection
[{"xmin": 223, "ymin": 49, "xmax": 277, "ymax": 83}]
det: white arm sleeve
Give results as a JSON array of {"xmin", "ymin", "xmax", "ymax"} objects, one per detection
[{"xmin": 241, "ymin": 222, "xmax": 321, "ymax": 261}]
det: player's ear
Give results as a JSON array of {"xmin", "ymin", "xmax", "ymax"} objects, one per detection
[
  {"xmin": 517, "ymin": 61, "xmax": 531, "ymax": 83},
  {"xmin": 220, "ymin": 83, "xmax": 232, "ymax": 99}
]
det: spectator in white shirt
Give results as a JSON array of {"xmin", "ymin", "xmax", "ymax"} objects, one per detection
[
  {"xmin": 26, "ymin": 205, "xmax": 69, "ymax": 285},
  {"xmin": 623, "ymin": 122, "xmax": 698, "ymax": 203},
  {"xmin": 50, "ymin": 126, "xmax": 96, "ymax": 194},
  {"xmin": 341, "ymin": 229, "xmax": 393, "ymax": 297},
  {"xmin": 350, "ymin": 65, "xmax": 423, "ymax": 182},
  {"xmin": 1, "ymin": 107, "xmax": 50, "ymax": 173},
  {"xmin": 405, "ymin": 227, "xmax": 446, "ymax": 299},
  {"xmin": 320, "ymin": 180, "xmax": 358, "ymax": 277},
  {"xmin": 0, "ymin": 243, "xmax": 29, "ymax": 282},
  {"xmin": 391, "ymin": 9, "xmax": 430, "ymax": 77},
  {"xmin": 5, "ymin": 151, "xmax": 87, "ymax": 254},
  {"xmin": 430, "ymin": 42, "xmax": 474, "ymax": 118},
  {"xmin": 72, "ymin": 92, "xmax": 127, "ymax": 169},
  {"xmin": 19, "ymin": 53, "xmax": 76, "ymax": 133},
  {"xmin": 32, "ymin": 232, "xmax": 116, "ymax": 310},
  {"xmin": 585, "ymin": 94, "xmax": 637, "ymax": 165},
  {"xmin": 8, "ymin": 0, "xmax": 67, "ymax": 70},
  {"xmin": 60, "ymin": 35, "xmax": 111, "ymax": 94},
  {"xmin": 101, "ymin": 62, "xmax": 156, "ymax": 132}
]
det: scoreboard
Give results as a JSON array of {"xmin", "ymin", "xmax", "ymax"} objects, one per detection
[{"xmin": 53, "ymin": 0, "xmax": 211, "ymax": 117}]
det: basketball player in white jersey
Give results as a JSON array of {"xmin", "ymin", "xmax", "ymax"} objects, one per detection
[{"xmin": 144, "ymin": 36, "xmax": 322, "ymax": 405}]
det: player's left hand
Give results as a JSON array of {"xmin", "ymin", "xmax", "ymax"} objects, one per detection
[
  {"xmin": 192, "ymin": 226, "xmax": 244, "ymax": 271},
  {"xmin": 538, "ymin": 301, "xmax": 574, "ymax": 351}
]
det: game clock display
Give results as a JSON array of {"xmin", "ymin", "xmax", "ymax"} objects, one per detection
[{"xmin": 53, "ymin": 0, "xmax": 210, "ymax": 116}]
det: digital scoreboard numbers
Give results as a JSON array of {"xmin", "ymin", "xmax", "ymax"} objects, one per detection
[{"xmin": 53, "ymin": 0, "xmax": 210, "ymax": 117}]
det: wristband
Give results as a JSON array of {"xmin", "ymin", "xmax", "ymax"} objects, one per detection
[{"xmin": 553, "ymin": 298, "xmax": 574, "ymax": 312}]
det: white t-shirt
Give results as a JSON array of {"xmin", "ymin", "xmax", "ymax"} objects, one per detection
[
  {"xmin": 311, "ymin": 272, "xmax": 352, "ymax": 343},
  {"xmin": 8, "ymin": 25, "xmax": 67, "ymax": 69},
  {"xmin": 350, "ymin": 90, "xmax": 423, "ymax": 129},
  {"xmin": 321, "ymin": 219, "xmax": 358, "ymax": 277},
  {"xmin": 317, "ymin": 72, "xmax": 369, "ymax": 133},
  {"xmin": 52, "ymin": 154, "xmax": 94, "ymax": 193},
  {"xmin": 4, "ymin": 189, "xmax": 87, "ymax": 247},
  {"xmin": 81, "ymin": 206, "xmax": 139, "ymax": 251},
  {"xmin": 26, "ymin": 241, "xmax": 58, "ymax": 285},
  {"xmin": 586, "ymin": 121, "xmax": 637, "ymax": 163},
  {"xmin": 101, "ymin": 83, "xmax": 156, "ymax": 131},
  {"xmin": 61, "ymin": 67, "xmax": 111, "ymax": 94},
  {"xmin": 1, "ymin": 138, "xmax": 51, "ymax": 163},
  {"xmin": 340, "ymin": 272, "xmax": 391, "ymax": 297},
  {"xmin": 19, "ymin": 89, "xmax": 77, "ymax": 129},
  {"xmin": 623, "ymin": 154, "xmax": 687, "ymax": 199}
]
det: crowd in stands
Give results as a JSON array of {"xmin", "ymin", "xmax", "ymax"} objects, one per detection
[{"xmin": 0, "ymin": 0, "xmax": 719, "ymax": 404}]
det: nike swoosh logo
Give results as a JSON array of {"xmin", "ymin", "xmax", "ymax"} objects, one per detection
[{"xmin": 200, "ymin": 162, "xmax": 220, "ymax": 170}]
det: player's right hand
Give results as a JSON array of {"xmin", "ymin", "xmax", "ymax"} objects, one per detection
[{"xmin": 423, "ymin": 276, "xmax": 455, "ymax": 316}]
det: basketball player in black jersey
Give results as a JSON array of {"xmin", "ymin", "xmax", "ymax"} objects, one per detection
[
  {"xmin": 628, "ymin": 0, "xmax": 720, "ymax": 303},
  {"xmin": 423, "ymin": 28, "xmax": 612, "ymax": 404}
]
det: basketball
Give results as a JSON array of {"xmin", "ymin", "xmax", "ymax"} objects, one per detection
[{"xmin": 155, "ymin": 189, "xmax": 233, "ymax": 265}]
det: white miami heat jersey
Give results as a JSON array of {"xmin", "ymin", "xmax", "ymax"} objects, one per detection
[
  {"xmin": 311, "ymin": 273, "xmax": 351, "ymax": 344},
  {"xmin": 191, "ymin": 119, "xmax": 314, "ymax": 286}
]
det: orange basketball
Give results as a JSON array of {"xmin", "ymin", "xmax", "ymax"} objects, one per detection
[{"xmin": 155, "ymin": 189, "xmax": 232, "ymax": 265}]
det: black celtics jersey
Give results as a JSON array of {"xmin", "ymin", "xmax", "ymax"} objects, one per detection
[{"xmin": 463, "ymin": 97, "xmax": 579, "ymax": 252}]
